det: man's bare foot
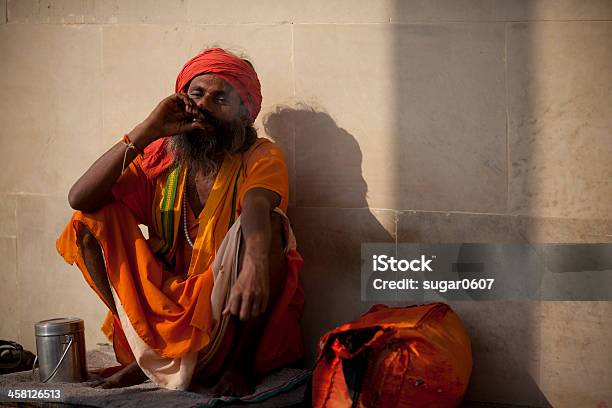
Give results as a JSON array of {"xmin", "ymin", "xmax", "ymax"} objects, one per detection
[
  {"xmin": 92, "ymin": 362, "xmax": 148, "ymax": 389},
  {"xmin": 210, "ymin": 366, "xmax": 255, "ymax": 397}
]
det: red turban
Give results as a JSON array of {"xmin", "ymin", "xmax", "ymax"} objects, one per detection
[{"xmin": 175, "ymin": 48, "xmax": 262, "ymax": 123}]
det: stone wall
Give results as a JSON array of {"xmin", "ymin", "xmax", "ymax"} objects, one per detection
[{"xmin": 1, "ymin": 1, "xmax": 611, "ymax": 406}]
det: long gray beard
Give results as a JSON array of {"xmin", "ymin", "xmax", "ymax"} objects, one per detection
[{"xmin": 167, "ymin": 119, "xmax": 246, "ymax": 177}]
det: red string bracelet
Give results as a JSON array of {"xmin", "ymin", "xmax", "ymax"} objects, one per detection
[
  {"xmin": 120, "ymin": 134, "xmax": 143, "ymax": 173},
  {"xmin": 121, "ymin": 134, "xmax": 143, "ymax": 155}
]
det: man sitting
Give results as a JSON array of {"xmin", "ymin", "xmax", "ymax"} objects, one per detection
[{"xmin": 56, "ymin": 48, "xmax": 304, "ymax": 396}]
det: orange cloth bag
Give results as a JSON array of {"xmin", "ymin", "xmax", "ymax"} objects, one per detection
[{"xmin": 311, "ymin": 303, "xmax": 472, "ymax": 408}]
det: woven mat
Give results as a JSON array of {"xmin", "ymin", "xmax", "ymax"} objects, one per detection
[{"xmin": 0, "ymin": 346, "xmax": 308, "ymax": 408}]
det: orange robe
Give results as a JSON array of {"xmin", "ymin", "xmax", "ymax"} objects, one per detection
[{"xmin": 56, "ymin": 137, "xmax": 304, "ymax": 374}]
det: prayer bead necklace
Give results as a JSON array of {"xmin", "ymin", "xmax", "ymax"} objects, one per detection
[{"xmin": 182, "ymin": 189, "xmax": 195, "ymax": 248}]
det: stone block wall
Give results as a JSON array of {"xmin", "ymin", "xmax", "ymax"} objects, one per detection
[{"xmin": 1, "ymin": 1, "xmax": 611, "ymax": 406}]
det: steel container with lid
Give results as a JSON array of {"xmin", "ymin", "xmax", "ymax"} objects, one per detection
[{"xmin": 34, "ymin": 317, "xmax": 87, "ymax": 382}]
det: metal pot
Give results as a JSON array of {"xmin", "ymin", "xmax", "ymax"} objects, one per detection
[{"xmin": 34, "ymin": 318, "xmax": 87, "ymax": 382}]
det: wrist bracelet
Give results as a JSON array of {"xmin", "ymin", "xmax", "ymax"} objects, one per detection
[
  {"xmin": 120, "ymin": 134, "xmax": 142, "ymax": 173},
  {"xmin": 122, "ymin": 134, "xmax": 144, "ymax": 155}
]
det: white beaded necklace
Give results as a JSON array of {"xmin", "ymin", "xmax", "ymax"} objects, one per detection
[{"xmin": 182, "ymin": 188, "xmax": 194, "ymax": 248}]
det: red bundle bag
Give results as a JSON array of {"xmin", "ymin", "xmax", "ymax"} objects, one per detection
[{"xmin": 311, "ymin": 303, "xmax": 472, "ymax": 408}]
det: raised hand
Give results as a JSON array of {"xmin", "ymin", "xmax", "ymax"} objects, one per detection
[{"xmin": 135, "ymin": 93, "xmax": 208, "ymax": 148}]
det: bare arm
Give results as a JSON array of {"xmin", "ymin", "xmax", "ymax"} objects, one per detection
[
  {"xmin": 68, "ymin": 93, "xmax": 207, "ymax": 212},
  {"xmin": 68, "ymin": 124, "xmax": 149, "ymax": 212},
  {"xmin": 241, "ymin": 187, "xmax": 281, "ymax": 270},
  {"xmin": 223, "ymin": 188, "xmax": 281, "ymax": 321}
]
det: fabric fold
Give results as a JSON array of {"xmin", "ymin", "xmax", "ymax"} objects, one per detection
[{"xmin": 56, "ymin": 139, "xmax": 303, "ymax": 388}]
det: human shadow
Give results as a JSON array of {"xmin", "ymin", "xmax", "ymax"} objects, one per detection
[{"xmin": 263, "ymin": 105, "xmax": 395, "ymax": 365}]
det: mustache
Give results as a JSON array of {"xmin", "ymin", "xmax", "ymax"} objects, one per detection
[{"xmin": 195, "ymin": 108, "xmax": 220, "ymax": 128}]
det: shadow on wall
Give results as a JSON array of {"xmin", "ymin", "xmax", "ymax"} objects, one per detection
[
  {"xmin": 264, "ymin": 104, "xmax": 369, "ymax": 208},
  {"xmin": 263, "ymin": 105, "xmax": 394, "ymax": 364}
]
